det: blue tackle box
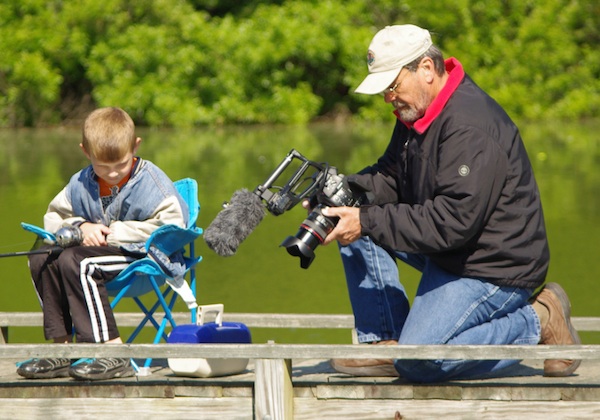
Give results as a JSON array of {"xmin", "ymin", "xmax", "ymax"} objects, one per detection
[{"xmin": 167, "ymin": 304, "xmax": 251, "ymax": 377}]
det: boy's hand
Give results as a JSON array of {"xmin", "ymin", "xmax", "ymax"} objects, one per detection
[{"xmin": 80, "ymin": 222, "xmax": 111, "ymax": 246}]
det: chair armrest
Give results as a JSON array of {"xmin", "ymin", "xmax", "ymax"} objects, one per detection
[
  {"xmin": 21, "ymin": 222, "xmax": 56, "ymax": 244},
  {"xmin": 145, "ymin": 224, "xmax": 202, "ymax": 256}
]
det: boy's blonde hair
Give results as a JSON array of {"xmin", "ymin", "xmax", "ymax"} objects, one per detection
[{"xmin": 82, "ymin": 107, "xmax": 136, "ymax": 162}]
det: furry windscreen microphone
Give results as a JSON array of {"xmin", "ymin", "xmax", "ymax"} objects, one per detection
[{"xmin": 204, "ymin": 188, "xmax": 266, "ymax": 256}]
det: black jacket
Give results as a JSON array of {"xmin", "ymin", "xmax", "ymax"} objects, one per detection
[{"xmin": 352, "ymin": 58, "xmax": 549, "ymax": 288}]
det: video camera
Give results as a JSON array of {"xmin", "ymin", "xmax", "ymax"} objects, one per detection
[{"xmin": 254, "ymin": 149, "xmax": 366, "ymax": 268}]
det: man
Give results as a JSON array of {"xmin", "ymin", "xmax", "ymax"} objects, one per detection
[{"xmin": 321, "ymin": 24, "xmax": 581, "ymax": 382}]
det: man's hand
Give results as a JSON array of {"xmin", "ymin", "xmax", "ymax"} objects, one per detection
[
  {"xmin": 321, "ymin": 206, "xmax": 361, "ymax": 246},
  {"xmin": 80, "ymin": 222, "xmax": 111, "ymax": 246}
]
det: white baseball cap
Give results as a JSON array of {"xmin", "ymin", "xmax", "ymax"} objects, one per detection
[{"xmin": 355, "ymin": 25, "xmax": 433, "ymax": 95}]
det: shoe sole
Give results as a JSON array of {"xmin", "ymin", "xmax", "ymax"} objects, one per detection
[
  {"xmin": 544, "ymin": 282, "xmax": 582, "ymax": 377},
  {"xmin": 17, "ymin": 366, "xmax": 70, "ymax": 379},
  {"xmin": 69, "ymin": 366, "xmax": 136, "ymax": 381}
]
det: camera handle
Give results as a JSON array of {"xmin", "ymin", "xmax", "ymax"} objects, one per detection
[{"xmin": 253, "ymin": 149, "xmax": 328, "ymax": 216}]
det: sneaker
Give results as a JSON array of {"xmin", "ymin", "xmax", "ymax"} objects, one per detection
[
  {"xmin": 531, "ymin": 282, "xmax": 582, "ymax": 377},
  {"xmin": 69, "ymin": 358, "xmax": 135, "ymax": 381},
  {"xmin": 330, "ymin": 340, "xmax": 399, "ymax": 377},
  {"xmin": 16, "ymin": 358, "xmax": 71, "ymax": 379}
]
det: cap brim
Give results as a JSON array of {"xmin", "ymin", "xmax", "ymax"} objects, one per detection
[{"xmin": 354, "ymin": 68, "xmax": 401, "ymax": 95}]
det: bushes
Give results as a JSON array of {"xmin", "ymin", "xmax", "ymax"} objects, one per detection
[{"xmin": 0, "ymin": 0, "xmax": 598, "ymax": 126}]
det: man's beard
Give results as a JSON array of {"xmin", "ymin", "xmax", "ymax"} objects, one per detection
[
  {"xmin": 393, "ymin": 91, "xmax": 429, "ymax": 123},
  {"xmin": 394, "ymin": 104, "xmax": 421, "ymax": 123}
]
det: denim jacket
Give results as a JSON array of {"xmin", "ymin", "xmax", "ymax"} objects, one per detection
[{"xmin": 43, "ymin": 158, "xmax": 188, "ymax": 273}]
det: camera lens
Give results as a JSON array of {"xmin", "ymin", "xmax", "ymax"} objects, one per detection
[{"xmin": 280, "ymin": 205, "xmax": 337, "ymax": 269}]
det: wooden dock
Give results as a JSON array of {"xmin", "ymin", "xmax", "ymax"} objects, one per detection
[{"xmin": 1, "ymin": 312, "xmax": 600, "ymax": 419}]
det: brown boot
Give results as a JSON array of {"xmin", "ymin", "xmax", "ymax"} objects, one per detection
[
  {"xmin": 531, "ymin": 283, "xmax": 581, "ymax": 377},
  {"xmin": 330, "ymin": 340, "xmax": 399, "ymax": 377}
]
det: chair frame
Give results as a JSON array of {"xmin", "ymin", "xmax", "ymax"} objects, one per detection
[{"xmin": 106, "ymin": 178, "xmax": 202, "ymax": 367}]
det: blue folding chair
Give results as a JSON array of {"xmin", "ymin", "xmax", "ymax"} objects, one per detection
[
  {"xmin": 22, "ymin": 178, "xmax": 203, "ymax": 371},
  {"xmin": 105, "ymin": 178, "xmax": 203, "ymax": 367}
]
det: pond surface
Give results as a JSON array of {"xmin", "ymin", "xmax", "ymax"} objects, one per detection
[{"xmin": 1, "ymin": 120, "xmax": 599, "ymax": 344}]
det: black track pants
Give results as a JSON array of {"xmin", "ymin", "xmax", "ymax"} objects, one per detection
[{"xmin": 28, "ymin": 246, "xmax": 137, "ymax": 343}]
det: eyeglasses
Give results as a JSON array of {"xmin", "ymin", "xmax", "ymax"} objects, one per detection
[{"xmin": 380, "ymin": 69, "xmax": 409, "ymax": 96}]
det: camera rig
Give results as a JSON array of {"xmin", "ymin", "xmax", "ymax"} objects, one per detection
[
  {"xmin": 252, "ymin": 149, "xmax": 327, "ymax": 216},
  {"xmin": 252, "ymin": 149, "xmax": 365, "ymax": 268}
]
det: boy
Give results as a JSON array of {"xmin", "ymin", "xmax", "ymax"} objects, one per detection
[{"xmin": 17, "ymin": 107, "xmax": 189, "ymax": 380}]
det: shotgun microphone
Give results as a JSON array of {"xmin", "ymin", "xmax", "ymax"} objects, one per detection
[{"xmin": 203, "ymin": 189, "xmax": 266, "ymax": 257}]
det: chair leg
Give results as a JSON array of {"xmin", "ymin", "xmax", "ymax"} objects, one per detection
[
  {"xmin": 150, "ymin": 280, "xmax": 178, "ymax": 330},
  {"xmin": 110, "ymin": 268, "xmax": 197, "ymax": 372},
  {"xmin": 133, "ymin": 279, "xmax": 181, "ymax": 368},
  {"xmin": 127, "ymin": 296, "xmax": 163, "ymax": 343}
]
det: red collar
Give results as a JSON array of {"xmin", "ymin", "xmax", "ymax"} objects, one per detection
[
  {"xmin": 97, "ymin": 157, "xmax": 137, "ymax": 197},
  {"xmin": 394, "ymin": 57, "xmax": 464, "ymax": 134}
]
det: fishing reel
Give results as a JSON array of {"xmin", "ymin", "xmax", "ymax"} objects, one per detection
[{"xmin": 55, "ymin": 225, "xmax": 84, "ymax": 248}]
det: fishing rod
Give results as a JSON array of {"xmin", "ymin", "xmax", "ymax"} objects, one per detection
[
  {"xmin": 0, "ymin": 225, "xmax": 83, "ymax": 259},
  {"xmin": 0, "ymin": 247, "xmax": 64, "ymax": 258}
]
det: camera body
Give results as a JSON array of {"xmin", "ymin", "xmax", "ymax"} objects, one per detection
[
  {"xmin": 316, "ymin": 167, "xmax": 363, "ymax": 209},
  {"xmin": 280, "ymin": 166, "xmax": 364, "ymax": 269}
]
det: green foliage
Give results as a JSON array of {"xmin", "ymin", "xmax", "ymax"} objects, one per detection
[
  {"xmin": 0, "ymin": 0, "xmax": 598, "ymax": 126},
  {"xmin": 421, "ymin": 0, "xmax": 600, "ymax": 121}
]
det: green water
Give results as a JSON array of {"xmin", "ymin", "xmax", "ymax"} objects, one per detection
[{"xmin": 1, "ymin": 121, "xmax": 599, "ymax": 344}]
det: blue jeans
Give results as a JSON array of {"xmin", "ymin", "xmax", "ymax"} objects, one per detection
[{"xmin": 339, "ymin": 237, "xmax": 542, "ymax": 382}]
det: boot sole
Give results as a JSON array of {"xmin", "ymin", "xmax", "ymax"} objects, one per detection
[
  {"xmin": 330, "ymin": 359, "xmax": 399, "ymax": 377},
  {"xmin": 543, "ymin": 282, "xmax": 582, "ymax": 377}
]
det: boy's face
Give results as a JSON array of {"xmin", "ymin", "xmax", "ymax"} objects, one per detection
[
  {"xmin": 80, "ymin": 137, "xmax": 141, "ymax": 186},
  {"xmin": 89, "ymin": 152, "xmax": 135, "ymax": 185}
]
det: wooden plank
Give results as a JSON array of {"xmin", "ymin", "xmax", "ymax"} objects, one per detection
[
  {"xmin": 2, "ymin": 358, "xmax": 600, "ymax": 399},
  {"xmin": 572, "ymin": 317, "xmax": 600, "ymax": 331},
  {"xmin": 0, "ymin": 343, "xmax": 599, "ymax": 360},
  {"xmin": 292, "ymin": 399, "xmax": 600, "ymax": 420},
  {"xmin": 225, "ymin": 313, "xmax": 355, "ymax": 329},
  {"xmin": 0, "ymin": 397, "xmax": 254, "ymax": 420},
  {"xmin": 2, "ymin": 395, "xmax": 599, "ymax": 420},
  {"xmin": 255, "ymin": 358, "xmax": 293, "ymax": 419},
  {"xmin": 1, "ymin": 312, "xmax": 599, "ymax": 331},
  {"xmin": 0, "ymin": 312, "xmax": 356, "ymax": 329},
  {"xmin": 1, "ymin": 358, "xmax": 600, "ymax": 419}
]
